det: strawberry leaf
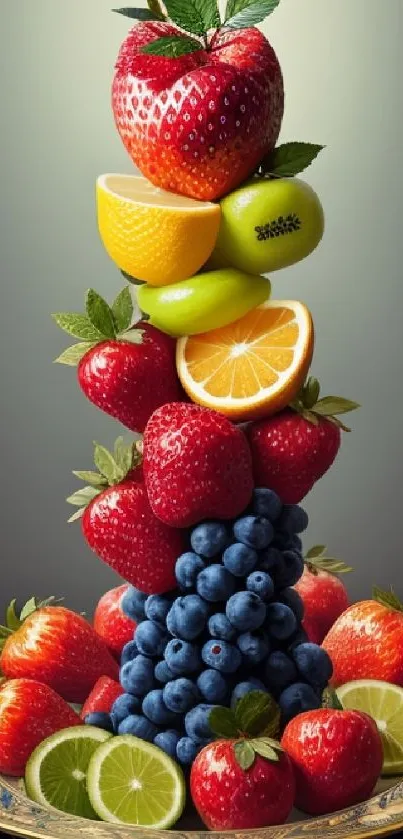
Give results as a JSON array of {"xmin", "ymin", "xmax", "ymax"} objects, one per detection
[
  {"xmin": 54, "ymin": 342, "xmax": 98, "ymax": 366},
  {"xmin": 306, "ymin": 545, "xmax": 326, "ymax": 559},
  {"xmin": 164, "ymin": 0, "xmax": 219, "ymax": 35},
  {"xmin": 19, "ymin": 597, "xmax": 40, "ymax": 622},
  {"xmin": 148, "ymin": 0, "xmax": 166, "ymax": 19},
  {"xmin": 93, "ymin": 443, "xmax": 125, "ymax": 485},
  {"xmin": 224, "ymin": 0, "xmax": 280, "ymax": 29},
  {"xmin": 141, "ymin": 35, "xmax": 203, "ymax": 56},
  {"xmin": 72, "ymin": 470, "xmax": 108, "ymax": 488},
  {"xmin": 322, "ymin": 687, "xmax": 344, "ymax": 711},
  {"xmin": 209, "ymin": 707, "xmax": 240, "ymax": 739},
  {"xmin": 52, "ymin": 313, "xmax": 103, "ymax": 342},
  {"xmin": 112, "ymin": 287, "xmax": 134, "ymax": 333},
  {"xmin": 68, "ymin": 508, "xmax": 86, "ymax": 524},
  {"xmin": 313, "ymin": 397, "xmax": 361, "ymax": 417},
  {"xmin": 66, "ymin": 486, "xmax": 102, "ymax": 507},
  {"xmin": 120, "ymin": 329, "xmax": 145, "ymax": 345},
  {"xmin": 258, "ymin": 142, "xmax": 325, "ymax": 178},
  {"xmin": 6, "ymin": 599, "xmax": 21, "ymax": 631},
  {"xmin": 302, "ymin": 376, "xmax": 321, "ymax": 409},
  {"xmin": 250, "ymin": 738, "xmax": 281, "ymax": 761},
  {"xmin": 373, "ymin": 586, "xmax": 403, "ymax": 613},
  {"xmin": 234, "ymin": 740, "xmax": 255, "ymax": 770},
  {"xmin": 112, "ymin": 7, "xmax": 160, "ymax": 20},
  {"xmin": 86, "ymin": 290, "xmax": 116, "ymax": 340},
  {"xmin": 312, "ymin": 557, "xmax": 353, "ymax": 574},
  {"xmin": 234, "ymin": 690, "xmax": 278, "ymax": 737}
]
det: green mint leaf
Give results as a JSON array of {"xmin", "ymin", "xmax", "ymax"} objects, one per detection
[
  {"xmin": 54, "ymin": 342, "xmax": 98, "ymax": 367},
  {"xmin": 141, "ymin": 35, "xmax": 203, "ymax": 57},
  {"xmin": 6, "ymin": 599, "xmax": 21, "ymax": 631},
  {"xmin": 250, "ymin": 739, "xmax": 280, "ymax": 762},
  {"xmin": 322, "ymin": 687, "xmax": 344, "ymax": 711},
  {"xmin": 72, "ymin": 470, "xmax": 108, "ymax": 488},
  {"xmin": 312, "ymin": 557, "xmax": 353, "ymax": 575},
  {"xmin": 224, "ymin": 0, "xmax": 280, "ymax": 29},
  {"xmin": 112, "ymin": 7, "xmax": 159, "ymax": 20},
  {"xmin": 112, "ymin": 287, "xmax": 134, "ymax": 333},
  {"xmin": 52, "ymin": 313, "xmax": 103, "ymax": 342},
  {"xmin": 120, "ymin": 329, "xmax": 145, "ymax": 345},
  {"xmin": 234, "ymin": 690, "xmax": 277, "ymax": 737},
  {"xmin": 313, "ymin": 397, "xmax": 361, "ymax": 417},
  {"xmin": 148, "ymin": 0, "xmax": 166, "ymax": 19},
  {"xmin": 68, "ymin": 507, "xmax": 86, "ymax": 524},
  {"xmin": 259, "ymin": 142, "xmax": 325, "ymax": 178},
  {"xmin": 209, "ymin": 707, "xmax": 240, "ymax": 739},
  {"xmin": 164, "ymin": 0, "xmax": 219, "ymax": 35},
  {"xmin": 373, "ymin": 586, "xmax": 403, "ymax": 613},
  {"xmin": 234, "ymin": 740, "xmax": 255, "ymax": 770},
  {"xmin": 66, "ymin": 486, "xmax": 102, "ymax": 507},
  {"xmin": 86, "ymin": 289, "xmax": 116, "ymax": 339},
  {"xmin": 93, "ymin": 443, "xmax": 124, "ymax": 485},
  {"xmin": 306, "ymin": 545, "xmax": 327, "ymax": 560},
  {"xmin": 19, "ymin": 597, "xmax": 40, "ymax": 622}
]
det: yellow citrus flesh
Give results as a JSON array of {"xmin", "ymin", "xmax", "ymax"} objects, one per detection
[
  {"xmin": 176, "ymin": 299, "xmax": 314, "ymax": 422},
  {"xmin": 96, "ymin": 174, "xmax": 221, "ymax": 286}
]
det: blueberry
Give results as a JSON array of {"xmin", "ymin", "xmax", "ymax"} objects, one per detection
[
  {"xmin": 111, "ymin": 693, "xmax": 141, "ymax": 728},
  {"xmin": 142, "ymin": 689, "xmax": 179, "ymax": 726},
  {"xmin": 252, "ymin": 488, "xmax": 282, "ymax": 522},
  {"xmin": 266, "ymin": 602, "xmax": 297, "ymax": 640},
  {"xmin": 264, "ymin": 651, "xmax": 298, "ymax": 695},
  {"xmin": 120, "ymin": 655, "xmax": 155, "ymax": 696},
  {"xmin": 208, "ymin": 613, "xmax": 236, "ymax": 641},
  {"xmin": 279, "ymin": 505, "xmax": 309, "ymax": 535},
  {"xmin": 166, "ymin": 595, "xmax": 209, "ymax": 641},
  {"xmin": 201, "ymin": 639, "xmax": 242, "ymax": 674},
  {"xmin": 223, "ymin": 543, "xmax": 258, "ymax": 577},
  {"xmin": 121, "ymin": 586, "xmax": 147, "ymax": 622},
  {"xmin": 279, "ymin": 588, "xmax": 304, "ymax": 622},
  {"xmin": 185, "ymin": 704, "xmax": 215, "ymax": 744},
  {"xmin": 121, "ymin": 640, "xmax": 139, "ymax": 666},
  {"xmin": 135, "ymin": 621, "xmax": 168, "ymax": 657},
  {"xmin": 154, "ymin": 660, "xmax": 175, "ymax": 684},
  {"xmin": 237, "ymin": 631, "xmax": 270, "ymax": 665},
  {"xmin": 163, "ymin": 678, "xmax": 201, "ymax": 714},
  {"xmin": 196, "ymin": 565, "xmax": 236, "ymax": 602},
  {"xmin": 175, "ymin": 552, "xmax": 206, "ymax": 591},
  {"xmin": 84, "ymin": 712, "xmax": 114, "ymax": 733},
  {"xmin": 279, "ymin": 682, "xmax": 321, "ymax": 722},
  {"xmin": 292, "ymin": 643, "xmax": 333, "ymax": 688},
  {"xmin": 118, "ymin": 713, "xmax": 159, "ymax": 742},
  {"xmin": 190, "ymin": 522, "xmax": 230, "ymax": 558},
  {"xmin": 154, "ymin": 730, "xmax": 181, "ymax": 759},
  {"xmin": 176, "ymin": 737, "xmax": 199, "ymax": 765},
  {"xmin": 273, "ymin": 551, "xmax": 304, "ymax": 587},
  {"xmin": 233, "ymin": 516, "xmax": 274, "ymax": 550},
  {"xmin": 164, "ymin": 639, "xmax": 201, "ymax": 676},
  {"xmin": 197, "ymin": 669, "xmax": 228, "ymax": 703},
  {"xmin": 144, "ymin": 594, "xmax": 173, "ymax": 626},
  {"xmin": 259, "ymin": 546, "xmax": 283, "ymax": 572},
  {"xmin": 246, "ymin": 571, "xmax": 274, "ymax": 601},
  {"xmin": 226, "ymin": 591, "xmax": 266, "ymax": 632}
]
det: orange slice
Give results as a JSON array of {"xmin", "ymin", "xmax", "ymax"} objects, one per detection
[{"xmin": 176, "ymin": 300, "xmax": 314, "ymax": 422}]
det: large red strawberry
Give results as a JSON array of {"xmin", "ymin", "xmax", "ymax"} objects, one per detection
[
  {"xmin": 68, "ymin": 439, "xmax": 185, "ymax": 593},
  {"xmin": 112, "ymin": 4, "xmax": 284, "ymax": 201},
  {"xmin": 282, "ymin": 706, "xmax": 383, "ymax": 815},
  {"xmin": 93, "ymin": 584, "xmax": 136, "ymax": 658},
  {"xmin": 294, "ymin": 545, "xmax": 352, "ymax": 644},
  {"xmin": 247, "ymin": 378, "xmax": 359, "ymax": 504},
  {"xmin": 143, "ymin": 402, "xmax": 254, "ymax": 527},
  {"xmin": 0, "ymin": 598, "xmax": 119, "ymax": 704},
  {"xmin": 53, "ymin": 287, "xmax": 183, "ymax": 433},
  {"xmin": 81, "ymin": 676, "xmax": 123, "ymax": 720},
  {"xmin": 322, "ymin": 588, "xmax": 403, "ymax": 687},
  {"xmin": 0, "ymin": 679, "xmax": 82, "ymax": 777}
]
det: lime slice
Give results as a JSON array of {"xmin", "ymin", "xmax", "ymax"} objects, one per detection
[
  {"xmin": 25, "ymin": 726, "xmax": 112, "ymax": 819},
  {"xmin": 337, "ymin": 679, "xmax": 403, "ymax": 775},
  {"xmin": 86, "ymin": 734, "xmax": 186, "ymax": 828}
]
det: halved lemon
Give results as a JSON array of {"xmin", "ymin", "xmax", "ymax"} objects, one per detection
[
  {"xmin": 96, "ymin": 174, "xmax": 221, "ymax": 287},
  {"xmin": 337, "ymin": 680, "xmax": 403, "ymax": 776},
  {"xmin": 176, "ymin": 299, "xmax": 314, "ymax": 422}
]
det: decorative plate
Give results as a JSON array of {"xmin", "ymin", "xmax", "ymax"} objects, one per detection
[{"xmin": 1, "ymin": 775, "xmax": 403, "ymax": 839}]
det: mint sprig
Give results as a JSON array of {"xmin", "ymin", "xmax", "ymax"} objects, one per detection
[
  {"xmin": 141, "ymin": 35, "xmax": 203, "ymax": 56},
  {"xmin": 256, "ymin": 142, "xmax": 325, "ymax": 179},
  {"xmin": 224, "ymin": 0, "xmax": 279, "ymax": 29}
]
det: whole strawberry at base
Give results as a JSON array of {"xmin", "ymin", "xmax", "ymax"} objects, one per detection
[
  {"xmin": 93, "ymin": 584, "xmax": 136, "ymax": 658},
  {"xmin": 322, "ymin": 587, "xmax": 403, "ymax": 688},
  {"xmin": 281, "ymin": 703, "xmax": 383, "ymax": 815},
  {"xmin": 0, "ymin": 598, "xmax": 118, "ymax": 704},
  {"xmin": 190, "ymin": 691, "xmax": 294, "ymax": 831},
  {"xmin": 247, "ymin": 377, "xmax": 360, "ymax": 504},
  {"xmin": 143, "ymin": 402, "xmax": 254, "ymax": 527},
  {"xmin": 295, "ymin": 545, "xmax": 353, "ymax": 644},
  {"xmin": 53, "ymin": 286, "xmax": 183, "ymax": 433},
  {"xmin": 67, "ymin": 438, "xmax": 185, "ymax": 593}
]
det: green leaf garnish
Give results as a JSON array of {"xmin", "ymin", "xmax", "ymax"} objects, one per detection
[
  {"xmin": 51, "ymin": 313, "xmax": 103, "ymax": 342},
  {"xmin": 68, "ymin": 508, "xmax": 86, "ymax": 524},
  {"xmin": 209, "ymin": 707, "xmax": 240, "ymax": 739},
  {"xmin": 72, "ymin": 470, "xmax": 109, "ymax": 488},
  {"xmin": 86, "ymin": 290, "xmax": 116, "ymax": 340},
  {"xmin": 373, "ymin": 586, "xmax": 403, "ymax": 613},
  {"xmin": 53, "ymin": 342, "xmax": 98, "ymax": 366},
  {"xmin": 6, "ymin": 600, "xmax": 21, "ymax": 632},
  {"xmin": 306, "ymin": 545, "xmax": 326, "ymax": 560},
  {"xmin": 141, "ymin": 34, "xmax": 203, "ymax": 57},
  {"xmin": 112, "ymin": 287, "xmax": 134, "ymax": 333},
  {"xmin": 235, "ymin": 690, "xmax": 279, "ymax": 737},
  {"xmin": 148, "ymin": 0, "xmax": 166, "ymax": 19},
  {"xmin": 250, "ymin": 737, "xmax": 281, "ymax": 761},
  {"xmin": 258, "ymin": 142, "xmax": 325, "ymax": 178},
  {"xmin": 305, "ymin": 546, "xmax": 353, "ymax": 576},
  {"xmin": 163, "ymin": 0, "xmax": 220, "ymax": 35},
  {"xmin": 66, "ymin": 486, "xmax": 102, "ymax": 507},
  {"xmin": 313, "ymin": 397, "xmax": 361, "ymax": 417},
  {"xmin": 93, "ymin": 443, "xmax": 125, "ymax": 485},
  {"xmin": 224, "ymin": 0, "xmax": 280, "ymax": 29},
  {"xmin": 112, "ymin": 8, "xmax": 158, "ymax": 20},
  {"xmin": 234, "ymin": 740, "xmax": 255, "ymax": 770}
]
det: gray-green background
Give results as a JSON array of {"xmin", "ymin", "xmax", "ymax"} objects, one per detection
[{"xmin": 1, "ymin": 0, "xmax": 402, "ymax": 614}]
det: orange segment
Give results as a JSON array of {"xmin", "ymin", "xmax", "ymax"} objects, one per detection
[{"xmin": 176, "ymin": 300, "xmax": 314, "ymax": 422}]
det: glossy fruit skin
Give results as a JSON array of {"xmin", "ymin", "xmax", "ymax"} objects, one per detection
[
  {"xmin": 82, "ymin": 467, "xmax": 185, "ymax": 594},
  {"xmin": 322, "ymin": 600, "xmax": 403, "ymax": 687},
  {"xmin": 190, "ymin": 739, "xmax": 295, "ymax": 830},
  {"xmin": 78, "ymin": 322, "xmax": 183, "ymax": 434},
  {"xmin": 295, "ymin": 566, "xmax": 349, "ymax": 644},
  {"xmin": 0, "ymin": 679, "xmax": 81, "ymax": 776},
  {"xmin": 211, "ymin": 178, "xmax": 324, "ymax": 274},
  {"xmin": 143, "ymin": 402, "xmax": 254, "ymax": 527},
  {"xmin": 0, "ymin": 608, "xmax": 119, "ymax": 704},
  {"xmin": 93, "ymin": 584, "xmax": 137, "ymax": 658},
  {"xmin": 248, "ymin": 409, "xmax": 341, "ymax": 504},
  {"xmin": 281, "ymin": 708, "xmax": 383, "ymax": 815},
  {"xmin": 137, "ymin": 269, "xmax": 271, "ymax": 337},
  {"xmin": 112, "ymin": 22, "xmax": 284, "ymax": 201},
  {"xmin": 80, "ymin": 676, "xmax": 124, "ymax": 719}
]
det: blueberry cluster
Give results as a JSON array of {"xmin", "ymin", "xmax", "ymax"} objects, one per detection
[{"xmin": 85, "ymin": 488, "xmax": 333, "ymax": 765}]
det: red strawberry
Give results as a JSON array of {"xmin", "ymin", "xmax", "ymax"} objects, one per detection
[
  {"xmin": 143, "ymin": 402, "xmax": 254, "ymax": 527},
  {"xmin": 53, "ymin": 287, "xmax": 183, "ymax": 434},
  {"xmin": 294, "ymin": 546, "xmax": 352, "ymax": 644},
  {"xmin": 93, "ymin": 584, "xmax": 136, "ymax": 658},
  {"xmin": 0, "ymin": 679, "xmax": 81, "ymax": 777},
  {"xmin": 0, "ymin": 599, "xmax": 119, "ymax": 704},
  {"xmin": 247, "ymin": 378, "xmax": 359, "ymax": 504},
  {"xmin": 281, "ymin": 707, "xmax": 383, "ymax": 815},
  {"xmin": 112, "ymin": 17, "xmax": 284, "ymax": 201},
  {"xmin": 68, "ymin": 439, "xmax": 185, "ymax": 593},
  {"xmin": 81, "ymin": 676, "xmax": 123, "ymax": 719},
  {"xmin": 322, "ymin": 588, "xmax": 403, "ymax": 687}
]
